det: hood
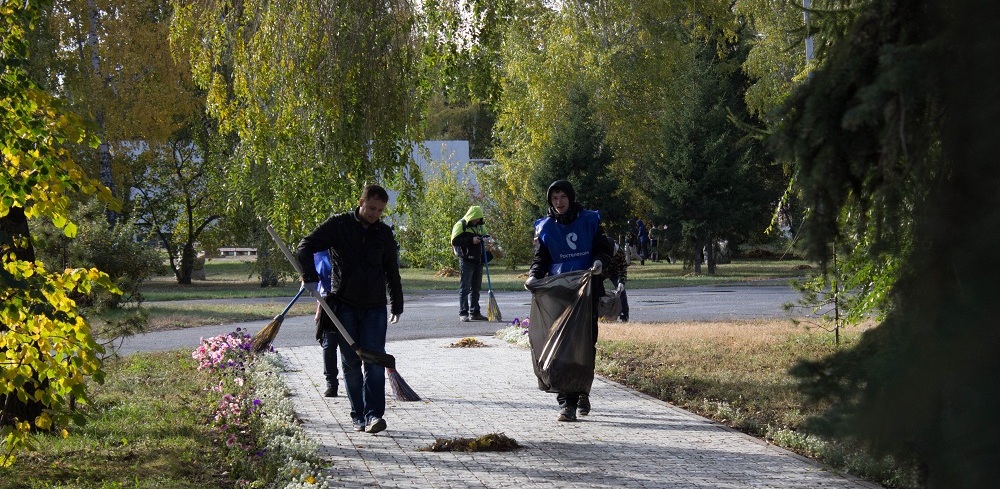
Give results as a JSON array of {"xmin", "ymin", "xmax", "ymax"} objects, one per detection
[
  {"xmin": 546, "ymin": 180, "xmax": 576, "ymax": 206},
  {"xmin": 462, "ymin": 205, "xmax": 484, "ymax": 223},
  {"xmin": 451, "ymin": 205, "xmax": 485, "ymax": 241}
]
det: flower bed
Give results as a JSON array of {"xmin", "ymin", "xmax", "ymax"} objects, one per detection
[
  {"xmin": 193, "ymin": 328, "xmax": 329, "ymax": 488},
  {"xmin": 495, "ymin": 317, "xmax": 530, "ymax": 348}
]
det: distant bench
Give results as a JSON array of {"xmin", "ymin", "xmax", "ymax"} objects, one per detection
[{"xmin": 218, "ymin": 247, "xmax": 258, "ymax": 257}]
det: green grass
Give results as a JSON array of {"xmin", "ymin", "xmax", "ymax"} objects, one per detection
[
  {"xmin": 0, "ymin": 352, "xmax": 235, "ymax": 489},
  {"xmin": 97, "ymin": 301, "xmax": 317, "ymax": 332},
  {"xmin": 148, "ymin": 257, "xmax": 814, "ymax": 295},
  {"xmin": 141, "ymin": 258, "xmax": 301, "ymax": 301}
]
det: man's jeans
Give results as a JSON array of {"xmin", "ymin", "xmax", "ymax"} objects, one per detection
[
  {"xmin": 335, "ymin": 303, "xmax": 388, "ymax": 423},
  {"xmin": 459, "ymin": 259, "xmax": 483, "ymax": 316}
]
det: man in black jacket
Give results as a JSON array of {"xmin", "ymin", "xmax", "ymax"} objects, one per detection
[{"xmin": 296, "ymin": 184, "xmax": 403, "ymax": 435}]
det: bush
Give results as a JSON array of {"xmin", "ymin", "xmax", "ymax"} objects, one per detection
[
  {"xmin": 33, "ymin": 199, "xmax": 163, "ymax": 309},
  {"xmin": 398, "ymin": 161, "xmax": 474, "ymax": 270}
]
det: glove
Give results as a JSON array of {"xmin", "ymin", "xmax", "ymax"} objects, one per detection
[
  {"xmin": 389, "ymin": 313, "xmax": 400, "ymax": 324},
  {"xmin": 303, "ymin": 281, "xmax": 319, "ymax": 294},
  {"xmin": 524, "ymin": 276, "xmax": 539, "ymax": 290},
  {"xmin": 591, "ymin": 260, "xmax": 603, "ymax": 275},
  {"xmin": 617, "ymin": 282, "xmax": 625, "ymax": 293}
]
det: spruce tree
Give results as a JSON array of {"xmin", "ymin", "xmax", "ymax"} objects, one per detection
[{"xmin": 531, "ymin": 86, "xmax": 625, "ymax": 226}]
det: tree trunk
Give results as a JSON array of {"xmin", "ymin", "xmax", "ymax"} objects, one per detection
[
  {"xmin": 693, "ymin": 240, "xmax": 704, "ymax": 274},
  {"xmin": 86, "ymin": 0, "xmax": 117, "ymax": 226},
  {"xmin": 178, "ymin": 242, "xmax": 194, "ymax": 284},
  {"xmin": 0, "ymin": 207, "xmax": 44, "ymax": 428},
  {"xmin": 707, "ymin": 239, "xmax": 717, "ymax": 275}
]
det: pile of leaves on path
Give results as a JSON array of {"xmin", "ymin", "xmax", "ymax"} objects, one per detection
[
  {"xmin": 421, "ymin": 432, "xmax": 520, "ymax": 452},
  {"xmin": 449, "ymin": 337, "xmax": 488, "ymax": 348}
]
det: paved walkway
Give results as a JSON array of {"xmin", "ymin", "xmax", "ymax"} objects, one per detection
[{"xmin": 279, "ymin": 337, "xmax": 879, "ymax": 488}]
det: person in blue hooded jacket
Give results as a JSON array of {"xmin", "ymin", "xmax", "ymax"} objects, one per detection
[
  {"xmin": 313, "ymin": 250, "xmax": 340, "ymax": 397},
  {"xmin": 525, "ymin": 180, "xmax": 613, "ymax": 421}
]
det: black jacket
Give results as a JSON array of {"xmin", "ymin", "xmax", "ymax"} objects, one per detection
[
  {"xmin": 451, "ymin": 222, "xmax": 486, "ymax": 263},
  {"xmin": 295, "ymin": 209, "xmax": 403, "ymax": 315}
]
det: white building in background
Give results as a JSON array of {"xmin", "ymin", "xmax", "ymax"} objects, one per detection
[
  {"xmin": 382, "ymin": 139, "xmax": 492, "ymax": 230},
  {"xmin": 410, "ymin": 139, "xmax": 489, "ymax": 189},
  {"xmin": 387, "ymin": 139, "xmax": 490, "ymax": 205}
]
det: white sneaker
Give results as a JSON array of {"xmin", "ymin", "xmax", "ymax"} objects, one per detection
[{"xmin": 365, "ymin": 417, "xmax": 387, "ymax": 434}]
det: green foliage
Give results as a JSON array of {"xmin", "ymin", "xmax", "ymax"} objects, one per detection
[
  {"xmin": 476, "ymin": 163, "xmax": 536, "ymax": 269},
  {"xmin": 531, "ymin": 85, "xmax": 625, "ymax": 226},
  {"xmin": 418, "ymin": 0, "xmax": 520, "ymax": 109},
  {"xmin": 33, "ymin": 198, "xmax": 163, "ymax": 309},
  {"xmin": 771, "ymin": 1, "xmax": 940, "ymax": 265},
  {"xmin": 398, "ymin": 162, "xmax": 473, "ymax": 270},
  {"xmin": 131, "ymin": 135, "xmax": 222, "ymax": 285},
  {"xmin": 34, "ymin": 0, "xmax": 204, "ymax": 210},
  {"xmin": 779, "ymin": 1, "xmax": 1000, "ymax": 486},
  {"xmin": 424, "ymin": 95, "xmax": 496, "ymax": 159},
  {"xmin": 650, "ymin": 32, "xmax": 780, "ymax": 273},
  {"xmin": 0, "ymin": 260, "xmax": 117, "ymax": 466},
  {"xmin": 789, "ymin": 205, "xmax": 904, "ymax": 343},
  {"xmin": 169, "ymin": 0, "xmax": 424, "ymax": 245},
  {"xmin": 1, "ymin": 0, "xmax": 119, "ymax": 466}
]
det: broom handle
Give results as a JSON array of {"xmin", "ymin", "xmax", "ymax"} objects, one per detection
[
  {"xmin": 482, "ymin": 234, "xmax": 494, "ymax": 290},
  {"xmin": 278, "ymin": 286, "xmax": 307, "ymax": 317},
  {"xmin": 265, "ymin": 225, "xmax": 362, "ymax": 350}
]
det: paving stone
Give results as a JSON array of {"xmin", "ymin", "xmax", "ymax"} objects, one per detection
[{"xmin": 279, "ymin": 337, "xmax": 880, "ymax": 488}]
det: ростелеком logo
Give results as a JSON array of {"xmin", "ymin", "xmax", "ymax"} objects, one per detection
[{"xmin": 566, "ymin": 232, "xmax": 578, "ymax": 250}]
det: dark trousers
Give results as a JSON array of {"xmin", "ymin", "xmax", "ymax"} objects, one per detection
[
  {"xmin": 317, "ymin": 302, "xmax": 339, "ymax": 389},
  {"xmin": 557, "ymin": 291, "xmax": 600, "ymax": 408},
  {"xmin": 335, "ymin": 303, "xmax": 388, "ymax": 424},
  {"xmin": 458, "ymin": 259, "xmax": 483, "ymax": 316},
  {"xmin": 321, "ymin": 329, "xmax": 339, "ymax": 389},
  {"xmin": 610, "ymin": 277, "xmax": 630, "ymax": 320}
]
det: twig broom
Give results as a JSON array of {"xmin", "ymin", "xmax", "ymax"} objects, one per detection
[
  {"xmin": 483, "ymin": 240, "xmax": 502, "ymax": 322},
  {"xmin": 265, "ymin": 225, "xmax": 420, "ymax": 401},
  {"xmin": 251, "ymin": 286, "xmax": 307, "ymax": 352}
]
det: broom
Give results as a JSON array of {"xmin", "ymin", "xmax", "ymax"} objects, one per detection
[
  {"xmin": 251, "ymin": 286, "xmax": 307, "ymax": 352},
  {"xmin": 265, "ymin": 225, "xmax": 420, "ymax": 401},
  {"xmin": 482, "ymin": 239, "xmax": 502, "ymax": 322}
]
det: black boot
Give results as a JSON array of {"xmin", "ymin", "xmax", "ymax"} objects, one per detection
[
  {"xmin": 558, "ymin": 406, "xmax": 577, "ymax": 422},
  {"xmin": 578, "ymin": 394, "xmax": 591, "ymax": 416}
]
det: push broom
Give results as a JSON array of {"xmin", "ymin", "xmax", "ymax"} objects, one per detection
[
  {"xmin": 251, "ymin": 286, "xmax": 307, "ymax": 352},
  {"xmin": 265, "ymin": 225, "xmax": 420, "ymax": 401},
  {"xmin": 482, "ymin": 238, "xmax": 502, "ymax": 322}
]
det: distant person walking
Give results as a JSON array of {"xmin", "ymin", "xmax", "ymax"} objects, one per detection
[
  {"xmin": 659, "ymin": 224, "xmax": 672, "ymax": 263},
  {"xmin": 636, "ymin": 218, "xmax": 649, "ymax": 265},
  {"xmin": 451, "ymin": 206, "xmax": 489, "ymax": 322},
  {"xmin": 605, "ymin": 236, "xmax": 630, "ymax": 322},
  {"xmin": 295, "ymin": 184, "xmax": 403, "ymax": 435}
]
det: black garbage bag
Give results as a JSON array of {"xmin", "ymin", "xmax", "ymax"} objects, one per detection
[
  {"xmin": 597, "ymin": 285, "xmax": 622, "ymax": 321},
  {"xmin": 526, "ymin": 270, "xmax": 595, "ymax": 394}
]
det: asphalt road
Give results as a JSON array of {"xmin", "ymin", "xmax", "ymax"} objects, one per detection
[{"xmin": 116, "ymin": 283, "xmax": 810, "ymax": 355}]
